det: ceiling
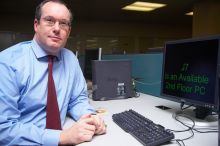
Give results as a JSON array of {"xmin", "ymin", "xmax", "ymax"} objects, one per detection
[{"xmin": 0, "ymin": 0, "xmax": 202, "ymax": 25}]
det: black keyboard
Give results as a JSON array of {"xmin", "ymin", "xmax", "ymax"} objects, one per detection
[{"xmin": 112, "ymin": 109, "xmax": 174, "ymax": 146}]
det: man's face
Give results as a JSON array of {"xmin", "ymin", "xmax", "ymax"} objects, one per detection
[{"xmin": 34, "ymin": 2, "xmax": 71, "ymax": 55}]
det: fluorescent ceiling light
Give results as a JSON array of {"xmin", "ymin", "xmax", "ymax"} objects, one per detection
[
  {"xmin": 133, "ymin": 1, "xmax": 166, "ymax": 8},
  {"xmin": 122, "ymin": 1, "xmax": 166, "ymax": 12},
  {"xmin": 123, "ymin": 6, "xmax": 155, "ymax": 12},
  {"xmin": 186, "ymin": 12, "xmax": 193, "ymax": 16}
]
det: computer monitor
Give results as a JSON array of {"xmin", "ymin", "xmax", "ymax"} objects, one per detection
[
  {"xmin": 84, "ymin": 48, "xmax": 102, "ymax": 81},
  {"xmin": 92, "ymin": 60, "xmax": 134, "ymax": 101},
  {"xmin": 161, "ymin": 36, "xmax": 219, "ymax": 126}
]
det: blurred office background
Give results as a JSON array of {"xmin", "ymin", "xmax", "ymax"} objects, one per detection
[{"xmin": 0, "ymin": 0, "xmax": 220, "ymax": 54}]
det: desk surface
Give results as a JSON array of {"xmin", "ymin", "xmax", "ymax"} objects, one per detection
[{"xmin": 64, "ymin": 93, "xmax": 218, "ymax": 146}]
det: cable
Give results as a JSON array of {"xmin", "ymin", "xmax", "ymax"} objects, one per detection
[
  {"xmin": 134, "ymin": 80, "xmax": 161, "ymax": 86},
  {"xmin": 134, "ymin": 91, "xmax": 140, "ymax": 97},
  {"xmin": 179, "ymin": 102, "xmax": 218, "ymax": 133},
  {"xmin": 173, "ymin": 139, "xmax": 185, "ymax": 146},
  {"xmin": 169, "ymin": 115, "xmax": 193, "ymax": 132},
  {"xmin": 170, "ymin": 108, "xmax": 218, "ymax": 146},
  {"xmin": 180, "ymin": 102, "xmax": 193, "ymax": 110},
  {"xmin": 193, "ymin": 128, "xmax": 218, "ymax": 133},
  {"xmin": 169, "ymin": 112, "xmax": 196, "ymax": 146},
  {"xmin": 132, "ymin": 79, "xmax": 160, "ymax": 97}
]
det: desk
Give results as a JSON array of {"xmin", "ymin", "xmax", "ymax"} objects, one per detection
[{"xmin": 64, "ymin": 93, "xmax": 218, "ymax": 146}]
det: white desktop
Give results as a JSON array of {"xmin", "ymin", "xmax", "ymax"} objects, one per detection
[{"xmin": 64, "ymin": 93, "xmax": 218, "ymax": 146}]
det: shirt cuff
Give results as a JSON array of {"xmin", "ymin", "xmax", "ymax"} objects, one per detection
[{"xmin": 42, "ymin": 129, "xmax": 61, "ymax": 146}]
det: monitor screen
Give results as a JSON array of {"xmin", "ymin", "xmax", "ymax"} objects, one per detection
[
  {"xmin": 161, "ymin": 36, "xmax": 219, "ymax": 121},
  {"xmin": 84, "ymin": 48, "xmax": 102, "ymax": 81}
]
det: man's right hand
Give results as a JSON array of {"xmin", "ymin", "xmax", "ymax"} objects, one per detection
[{"xmin": 59, "ymin": 114, "xmax": 96, "ymax": 145}]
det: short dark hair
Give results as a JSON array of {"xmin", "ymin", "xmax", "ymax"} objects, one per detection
[{"xmin": 35, "ymin": 0, "xmax": 73, "ymax": 24}]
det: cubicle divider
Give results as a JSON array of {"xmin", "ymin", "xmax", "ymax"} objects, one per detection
[{"xmin": 102, "ymin": 53, "xmax": 163, "ymax": 97}]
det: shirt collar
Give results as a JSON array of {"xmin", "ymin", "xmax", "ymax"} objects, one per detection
[{"xmin": 31, "ymin": 39, "xmax": 61, "ymax": 61}]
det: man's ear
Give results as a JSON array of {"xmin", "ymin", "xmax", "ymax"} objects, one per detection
[
  {"xmin": 34, "ymin": 18, "xmax": 39, "ymax": 32},
  {"xmin": 67, "ymin": 27, "xmax": 71, "ymax": 37}
]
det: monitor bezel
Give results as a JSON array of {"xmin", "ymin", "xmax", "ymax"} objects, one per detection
[{"xmin": 161, "ymin": 35, "xmax": 220, "ymax": 110}]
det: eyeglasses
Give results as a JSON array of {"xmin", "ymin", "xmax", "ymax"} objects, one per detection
[{"xmin": 41, "ymin": 16, "xmax": 71, "ymax": 30}]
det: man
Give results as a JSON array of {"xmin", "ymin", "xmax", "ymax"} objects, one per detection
[{"xmin": 0, "ymin": 0, "xmax": 106, "ymax": 145}]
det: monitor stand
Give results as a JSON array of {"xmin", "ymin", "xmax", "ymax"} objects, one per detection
[{"xmin": 174, "ymin": 107, "xmax": 218, "ymax": 128}]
